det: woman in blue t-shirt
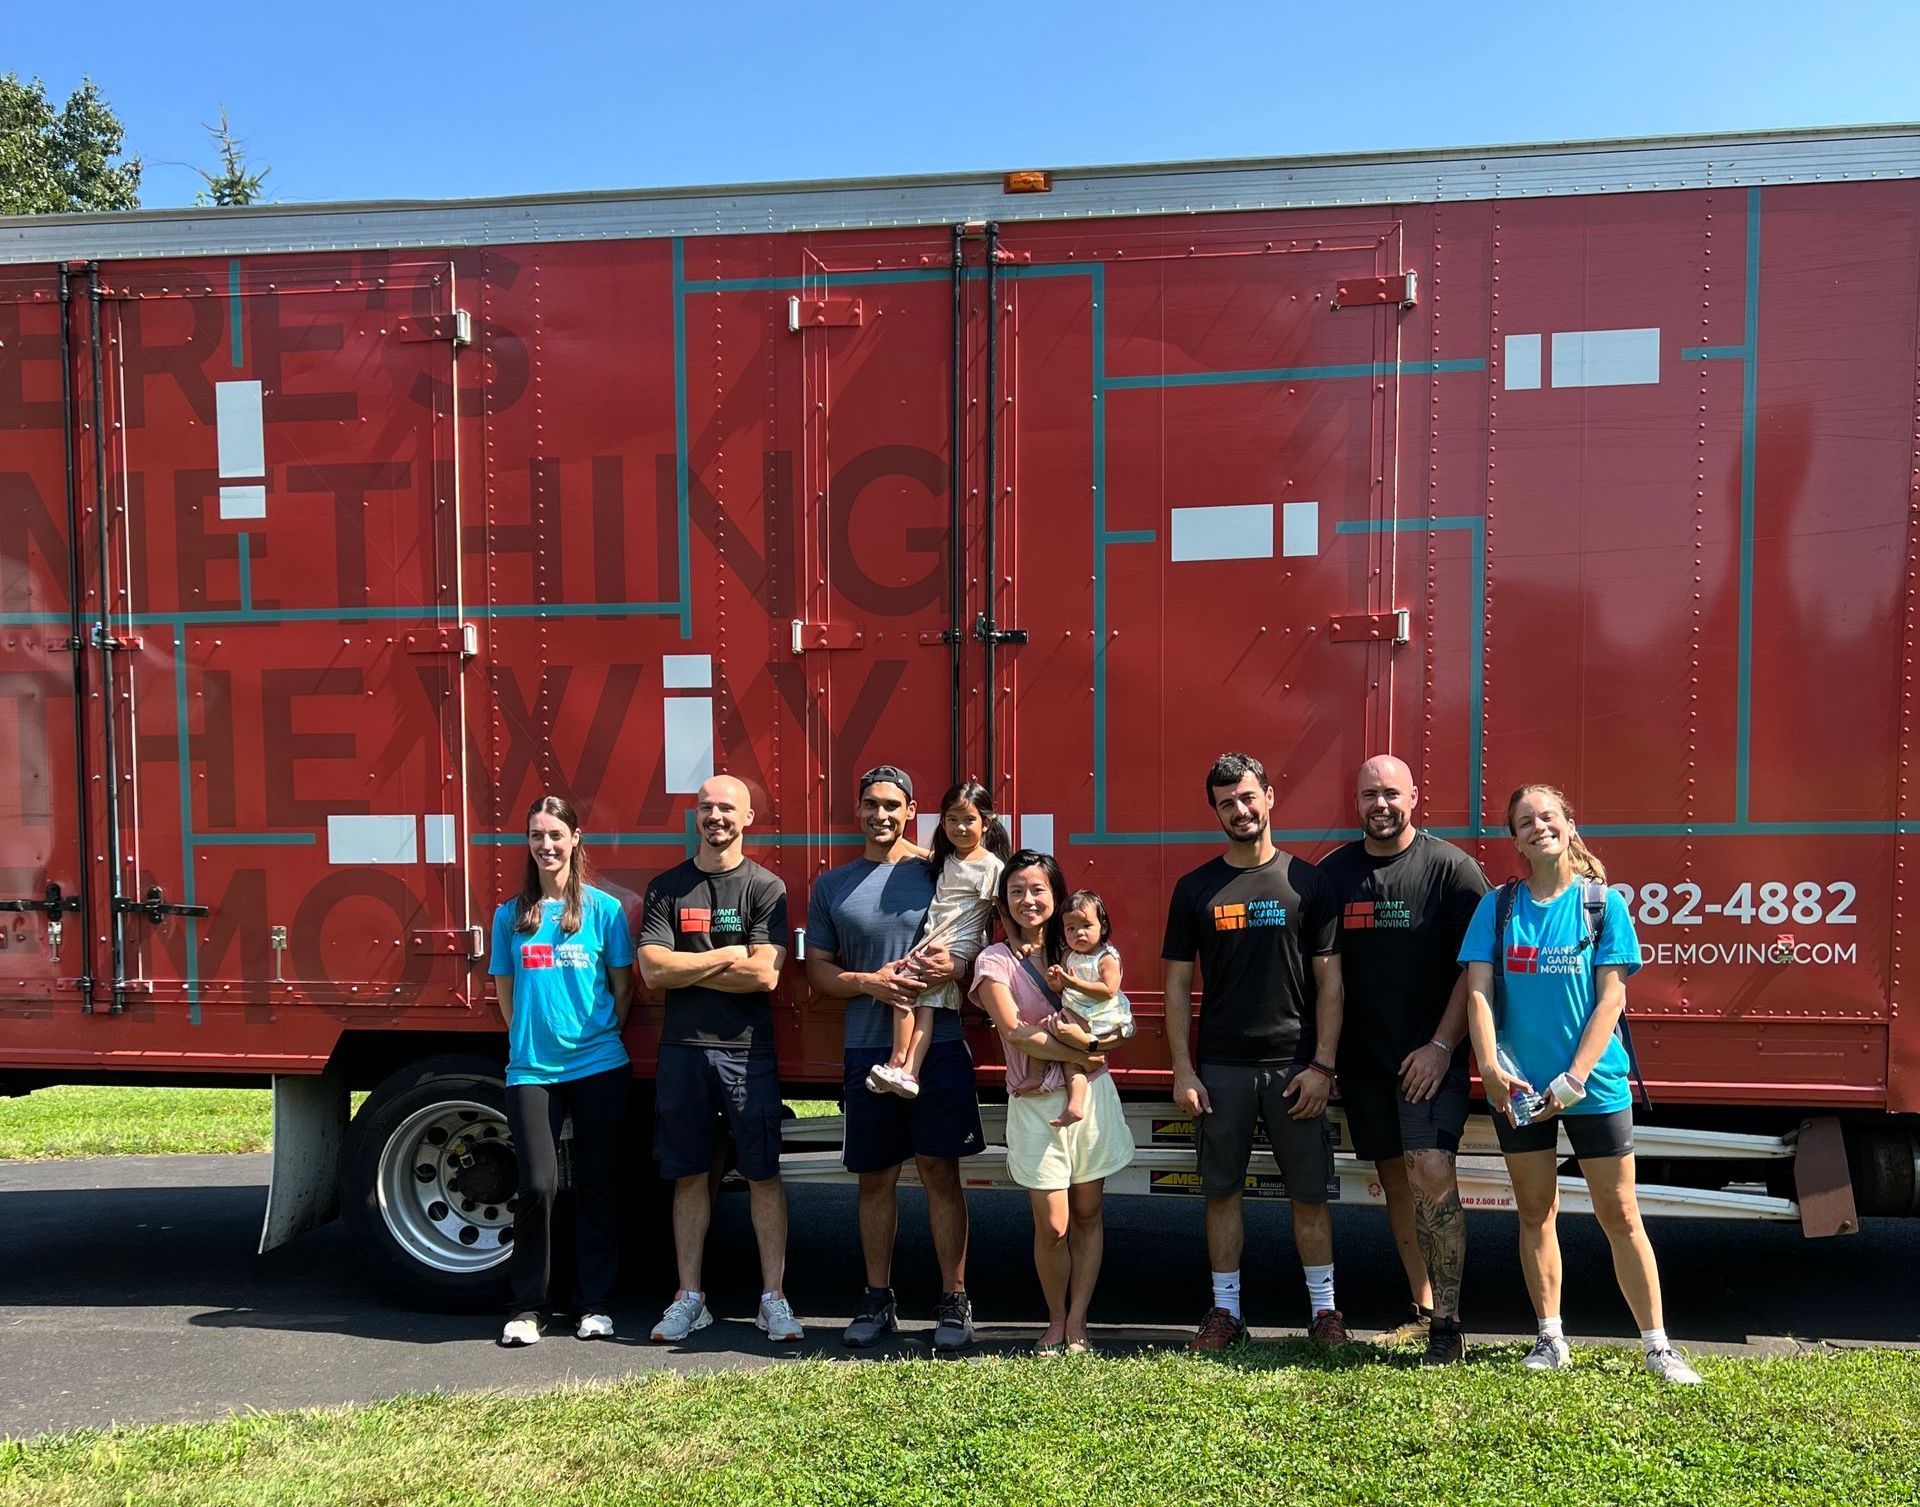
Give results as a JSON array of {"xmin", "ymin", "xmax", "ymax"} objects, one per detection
[
  {"xmin": 1461, "ymin": 784, "xmax": 1702, "ymax": 1386},
  {"xmin": 489, "ymin": 794, "xmax": 635, "ymax": 1347}
]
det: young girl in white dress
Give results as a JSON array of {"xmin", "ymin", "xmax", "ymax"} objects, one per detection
[{"xmin": 1041, "ymin": 889, "xmax": 1133, "ymax": 1127}]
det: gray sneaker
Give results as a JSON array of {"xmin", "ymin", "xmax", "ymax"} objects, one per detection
[
  {"xmin": 1522, "ymin": 1332, "xmax": 1571, "ymax": 1371},
  {"xmin": 650, "ymin": 1294, "xmax": 712, "ymax": 1344},
  {"xmin": 843, "ymin": 1289, "xmax": 897, "ymax": 1348},
  {"xmin": 932, "ymin": 1290, "xmax": 974, "ymax": 1353},
  {"xmin": 1645, "ymin": 1347, "xmax": 1704, "ymax": 1385}
]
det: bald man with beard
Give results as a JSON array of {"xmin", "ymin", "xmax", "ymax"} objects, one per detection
[
  {"xmin": 638, "ymin": 774, "xmax": 801, "ymax": 1345},
  {"xmin": 1318, "ymin": 756, "xmax": 1489, "ymax": 1366}
]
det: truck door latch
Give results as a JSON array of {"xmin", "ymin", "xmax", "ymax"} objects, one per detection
[
  {"xmin": 0, "ymin": 882, "xmax": 81, "ymax": 916},
  {"xmin": 114, "ymin": 886, "xmax": 211, "ymax": 925},
  {"xmin": 972, "ymin": 613, "xmax": 1028, "ymax": 646}
]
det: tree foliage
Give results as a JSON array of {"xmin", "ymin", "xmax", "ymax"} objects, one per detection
[
  {"xmin": 194, "ymin": 106, "xmax": 269, "ymax": 207},
  {"xmin": 0, "ymin": 73, "xmax": 141, "ymax": 215}
]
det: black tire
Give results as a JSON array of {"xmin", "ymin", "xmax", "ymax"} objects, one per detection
[{"xmin": 341, "ymin": 1053, "xmax": 517, "ymax": 1312}]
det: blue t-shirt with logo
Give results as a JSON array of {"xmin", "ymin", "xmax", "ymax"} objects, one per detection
[
  {"xmin": 488, "ymin": 885, "xmax": 635, "ymax": 1086},
  {"xmin": 1458, "ymin": 883, "xmax": 1640, "ymax": 1115},
  {"xmin": 806, "ymin": 856, "xmax": 958, "ymax": 1053}
]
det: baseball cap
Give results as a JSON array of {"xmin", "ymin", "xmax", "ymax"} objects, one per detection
[{"xmin": 858, "ymin": 764, "xmax": 914, "ymax": 801}]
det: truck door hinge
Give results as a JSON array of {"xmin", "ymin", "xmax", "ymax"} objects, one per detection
[
  {"xmin": 787, "ymin": 619, "xmax": 865, "ymax": 653},
  {"xmin": 411, "ymin": 927, "xmax": 485, "ymax": 959},
  {"xmin": 397, "ymin": 309, "xmax": 472, "ymax": 348},
  {"xmin": 1329, "ymin": 609, "xmax": 1410, "ymax": 644},
  {"xmin": 404, "ymin": 622, "xmax": 478, "ymax": 659},
  {"xmin": 1330, "ymin": 272, "xmax": 1417, "ymax": 312},
  {"xmin": 787, "ymin": 295, "xmax": 864, "ymax": 332}
]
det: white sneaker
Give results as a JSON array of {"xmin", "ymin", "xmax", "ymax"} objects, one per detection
[
  {"xmin": 865, "ymin": 1063, "xmax": 921, "ymax": 1099},
  {"xmin": 1522, "ymin": 1332, "xmax": 1571, "ymax": 1371},
  {"xmin": 575, "ymin": 1312, "xmax": 614, "ymax": 1340},
  {"xmin": 1645, "ymin": 1347, "xmax": 1704, "ymax": 1385},
  {"xmin": 650, "ymin": 1294, "xmax": 713, "ymax": 1343},
  {"xmin": 499, "ymin": 1315, "xmax": 543, "ymax": 1347},
  {"xmin": 757, "ymin": 1295, "xmax": 805, "ymax": 1342}
]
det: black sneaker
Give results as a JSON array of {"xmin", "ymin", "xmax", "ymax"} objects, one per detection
[
  {"xmin": 1420, "ymin": 1318, "xmax": 1465, "ymax": 1367},
  {"xmin": 842, "ymin": 1287, "xmax": 897, "ymax": 1349},
  {"xmin": 931, "ymin": 1290, "xmax": 974, "ymax": 1353}
]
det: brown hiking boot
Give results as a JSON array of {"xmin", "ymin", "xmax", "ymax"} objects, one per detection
[
  {"xmin": 1188, "ymin": 1306, "xmax": 1247, "ymax": 1351},
  {"xmin": 1307, "ymin": 1308, "xmax": 1350, "ymax": 1347},
  {"xmin": 1380, "ymin": 1303, "xmax": 1433, "ymax": 1346}
]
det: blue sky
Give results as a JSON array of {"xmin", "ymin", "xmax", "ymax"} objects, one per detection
[{"xmin": 10, "ymin": 2, "xmax": 1919, "ymax": 207}]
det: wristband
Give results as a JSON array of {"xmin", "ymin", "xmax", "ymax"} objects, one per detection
[
  {"xmin": 1304, "ymin": 1060, "xmax": 1337, "ymax": 1081},
  {"xmin": 1547, "ymin": 1072, "xmax": 1587, "ymax": 1109}
]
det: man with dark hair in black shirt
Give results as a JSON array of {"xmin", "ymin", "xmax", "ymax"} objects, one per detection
[
  {"xmin": 637, "ymin": 774, "xmax": 800, "ymax": 1345},
  {"xmin": 1163, "ymin": 751, "xmax": 1347, "ymax": 1350},
  {"xmin": 1319, "ymin": 754, "xmax": 1489, "ymax": 1365}
]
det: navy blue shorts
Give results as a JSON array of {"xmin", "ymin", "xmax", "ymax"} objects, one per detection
[
  {"xmin": 841, "ymin": 1038, "xmax": 985, "ymax": 1174},
  {"xmin": 653, "ymin": 1043, "xmax": 784, "ymax": 1182}
]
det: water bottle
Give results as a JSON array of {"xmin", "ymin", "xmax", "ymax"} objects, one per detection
[{"xmin": 1495, "ymin": 1044, "xmax": 1548, "ymax": 1126}]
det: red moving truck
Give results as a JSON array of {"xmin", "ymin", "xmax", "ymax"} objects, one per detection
[{"xmin": 1, "ymin": 125, "xmax": 1916, "ymax": 1306}]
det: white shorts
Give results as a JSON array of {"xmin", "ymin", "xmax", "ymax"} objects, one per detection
[{"xmin": 1005, "ymin": 1072, "xmax": 1137, "ymax": 1191}]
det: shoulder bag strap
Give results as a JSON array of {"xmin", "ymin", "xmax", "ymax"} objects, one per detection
[{"xmin": 1583, "ymin": 879, "xmax": 1653, "ymax": 1109}]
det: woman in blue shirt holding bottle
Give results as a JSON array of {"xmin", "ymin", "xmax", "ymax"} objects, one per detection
[
  {"xmin": 491, "ymin": 795, "xmax": 635, "ymax": 1346},
  {"xmin": 1461, "ymin": 784, "xmax": 1702, "ymax": 1385}
]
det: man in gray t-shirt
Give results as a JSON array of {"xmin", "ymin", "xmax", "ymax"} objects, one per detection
[{"xmin": 804, "ymin": 764, "xmax": 984, "ymax": 1352}]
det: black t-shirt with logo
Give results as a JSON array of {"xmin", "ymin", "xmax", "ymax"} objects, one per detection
[
  {"xmin": 1317, "ymin": 830, "xmax": 1490, "ymax": 1076},
  {"xmin": 1161, "ymin": 850, "xmax": 1338, "ymax": 1066},
  {"xmin": 638, "ymin": 856, "xmax": 790, "ymax": 1052}
]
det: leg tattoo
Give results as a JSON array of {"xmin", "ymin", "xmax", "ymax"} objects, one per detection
[{"xmin": 1409, "ymin": 1154, "xmax": 1466, "ymax": 1321}]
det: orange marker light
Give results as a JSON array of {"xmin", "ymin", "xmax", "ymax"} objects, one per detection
[{"xmin": 1003, "ymin": 169, "xmax": 1053, "ymax": 194}]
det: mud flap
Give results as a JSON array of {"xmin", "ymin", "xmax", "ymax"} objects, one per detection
[
  {"xmin": 1793, "ymin": 1116, "xmax": 1860, "ymax": 1239},
  {"xmin": 259, "ymin": 1062, "xmax": 351, "ymax": 1253}
]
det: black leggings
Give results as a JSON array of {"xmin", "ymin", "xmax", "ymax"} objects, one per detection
[{"xmin": 505, "ymin": 1065, "xmax": 630, "ymax": 1316}]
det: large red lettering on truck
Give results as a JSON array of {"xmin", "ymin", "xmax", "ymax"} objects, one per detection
[{"xmin": 2, "ymin": 134, "xmax": 1918, "ymax": 1302}]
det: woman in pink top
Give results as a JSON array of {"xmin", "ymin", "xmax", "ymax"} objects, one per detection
[{"xmin": 971, "ymin": 850, "xmax": 1137, "ymax": 1353}]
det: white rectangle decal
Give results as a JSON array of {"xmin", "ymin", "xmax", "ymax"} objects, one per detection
[
  {"xmin": 1169, "ymin": 504, "xmax": 1273, "ymax": 563},
  {"xmin": 218, "ymin": 484, "xmax": 266, "ymax": 520},
  {"xmin": 664, "ymin": 697, "xmax": 714, "ymax": 794},
  {"xmin": 423, "ymin": 814, "xmax": 456, "ymax": 865},
  {"xmin": 216, "ymin": 380, "xmax": 265, "ymax": 478},
  {"xmin": 1281, "ymin": 501, "xmax": 1319, "ymax": 558},
  {"xmin": 1551, "ymin": 328, "xmax": 1660, "ymax": 388},
  {"xmin": 916, "ymin": 813, "xmax": 939, "ymax": 848},
  {"xmin": 662, "ymin": 654, "xmax": 712, "ymax": 689},
  {"xmin": 1504, "ymin": 333, "xmax": 1542, "ymax": 390},
  {"xmin": 327, "ymin": 814, "xmax": 417, "ymax": 865},
  {"xmin": 1019, "ymin": 813, "xmax": 1055, "ymax": 855}
]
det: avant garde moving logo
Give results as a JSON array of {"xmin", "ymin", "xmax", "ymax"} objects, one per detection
[{"xmin": 1213, "ymin": 900, "xmax": 1288, "ymax": 933}]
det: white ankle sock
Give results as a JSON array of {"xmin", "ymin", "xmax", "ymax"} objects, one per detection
[
  {"xmin": 1304, "ymin": 1263, "xmax": 1335, "ymax": 1316},
  {"xmin": 1210, "ymin": 1270, "xmax": 1242, "ymax": 1319},
  {"xmin": 1640, "ymin": 1326, "xmax": 1669, "ymax": 1354},
  {"xmin": 1540, "ymin": 1315, "xmax": 1565, "ymax": 1339}
]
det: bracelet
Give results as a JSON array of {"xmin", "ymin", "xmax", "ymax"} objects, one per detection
[
  {"xmin": 1304, "ymin": 1060, "xmax": 1337, "ymax": 1081},
  {"xmin": 1429, "ymin": 1038, "xmax": 1451, "ymax": 1054}
]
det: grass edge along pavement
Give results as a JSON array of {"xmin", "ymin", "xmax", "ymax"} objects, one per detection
[
  {"xmin": 2, "ymin": 1348, "xmax": 1916, "ymax": 1507},
  {"xmin": 0, "ymin": 1086, "xmax": 840, "ymax": 1160}
]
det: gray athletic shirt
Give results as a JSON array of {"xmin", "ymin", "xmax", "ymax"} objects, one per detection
[{"xmin": 805, "ymin": 856, "xmax": 966, "ymax": 1052}]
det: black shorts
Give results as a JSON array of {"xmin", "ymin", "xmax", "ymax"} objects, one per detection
[
  {"xmin": 653, "ymin": 1043, "xmax": 784, "ymax": 1181},
  {"xmin": 842, "ymin": 1038, "xmax": 985, "ymax": 1174},
  {"xmin": 1195, "ymin": 1061, "xmax": 1337, "ymax": 1203},
  {"xmin": 1494, "ymin": 1106, "xmax": 1636, "ymax": 1161},
  {"xmin": 1340, "ymin": 1060, "xmax": 1471, "ymax": 1162}
]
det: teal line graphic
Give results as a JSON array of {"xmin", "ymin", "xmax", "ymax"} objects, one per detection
[
  {"xmin": 1106, "ymin": 358, "xmax": 1485, "ymax": 390},
  {"xmin": 171, "ymin": 632, "xmax": 200, "ymax": 1021},
  {"xmin": 1681, "ymin": 185, "xmax": 1761, "ymax": 823},
  {"xmin": 227, "ymin": 259, "xmax": 243, "ymax": 368},
  {"xmin": 236, "ymin": 533, "xmax": 253, "ymax": 612},
  {"xmin": 188, "ymin": 833, "xmax": 317, "ymax": 847},
  {"xmin": 1335, "ymin": 517, "xmax": 1486, "ymax": 834},
  {"xmin": 470, "ymin": 829, "xmax": 866, "ymax": 848}
]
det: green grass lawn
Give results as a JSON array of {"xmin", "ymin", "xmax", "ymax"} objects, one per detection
[
  {"xmin": 0, "ymin": 1086, "xmax": 842, "ymax": 1160},
  {"xmin": 2, "ymin": 1348, "xmax": 1913, "ymax": 1506}
]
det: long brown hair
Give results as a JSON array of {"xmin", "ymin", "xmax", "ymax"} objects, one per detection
[
  {"xmin": 516, "ymin": 794, "xmax": 589, "ymax": 934},
  {"xmin": 1504, "ymin": 784, "xmax": 1607, "ymax": 885}
]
